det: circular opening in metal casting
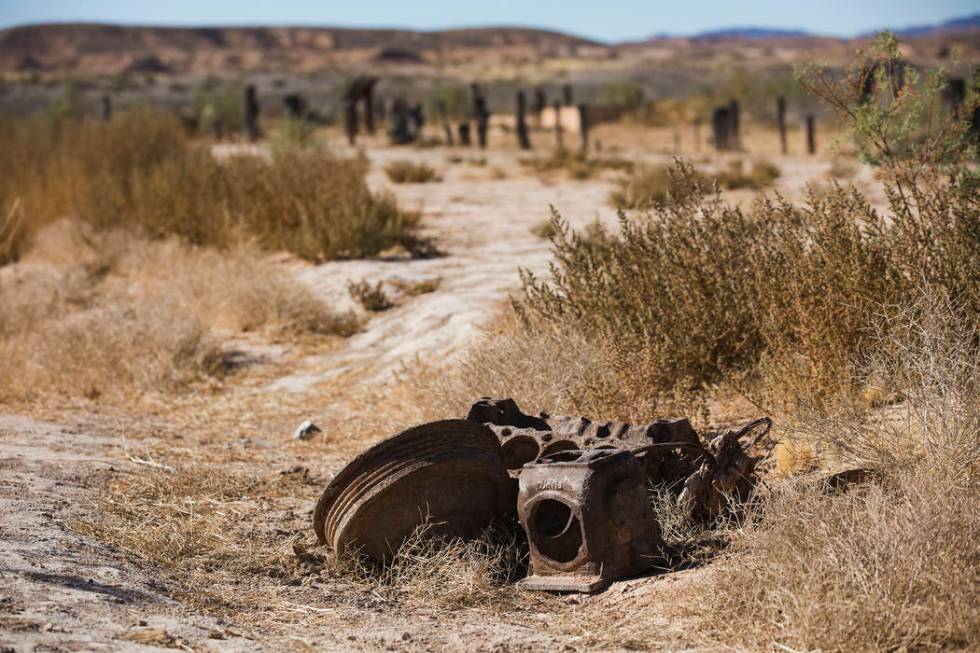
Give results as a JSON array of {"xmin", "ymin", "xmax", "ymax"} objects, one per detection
[
  {"xmin": 500, "ymin": 435, "xmax": 540, "ymax": 470},
  {"xmin": 531, "ymin": 499, "xmax": 583, "ymax": 563},
  {"xmin": 541, "ymin": 439, "xmax": 578, "ymax": 457}
]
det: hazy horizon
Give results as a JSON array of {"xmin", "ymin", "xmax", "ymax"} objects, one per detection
[{"xmin": 0, "ymin": 0, "xmax": 977, "ymax": 42}]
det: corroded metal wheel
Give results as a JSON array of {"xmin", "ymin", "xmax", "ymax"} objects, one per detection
[{"xmin": 313, "ymin": 420, "xmax": 512, "ymax": 564}]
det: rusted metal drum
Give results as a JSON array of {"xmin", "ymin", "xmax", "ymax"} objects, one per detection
[{"xmin": 313, "ymin": 420, "xmax": 512, "ymax": 564}]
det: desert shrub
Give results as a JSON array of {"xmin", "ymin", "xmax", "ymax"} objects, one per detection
[
  {"xmin": 609, "ymin": 164, "xmax": 708, "ymax": 209},
  {"xmin": 713, "ymin": 159, "xmax": 780, "ymax": 190},
  {"xmin": 384, "ymin": 160, "xmax": 441, "ymax": 183},
  {"xmin": 0, "ymin": 111, "xmax": 420, "ymax": 263},
  {"xmin": 522, "ymin": 160, "xmax": 978, "ymax": 410},
  {"xmin": 348, "ymin": 279, "xmax": 394, "ymax": 312}
]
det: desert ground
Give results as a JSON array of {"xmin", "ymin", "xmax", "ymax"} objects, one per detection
[{"xmin": 1, "ymin": 22, "xmax": 978, "ymax": 653}]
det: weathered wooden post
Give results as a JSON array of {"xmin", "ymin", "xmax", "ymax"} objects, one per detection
[
  {"xmin": 387, "ymin": 98, "xmax": 417, "ymax": 145},
  {"xmin": 562, "ymin": 83, "xmax": 573, "ymax": 106},
  {"xmin": 409, "ymin": 103, "xmax": 425, "ymax": 137},
  {"xmin": 363, "ymin": 83, "xmax": 376, "ymax": 135},
  {"xmin": 343, "ymin": 98, "xmax": 358, "ymax": 145},
  {"xmin": 243, "ymin": 84, "xmax": 260, "ymax": 142},
  {"xmin": 471, "ymin": 83, "xmax": 490, "ymax": 149},
  {"xmin": 283, "ymin": 94, "xmax": 306, "ymax": 120},
  {"xmin": 458, "ymin": 122, "xmax": 471, "ymax": 146},
  {"xmin": 578, "ymin": 104, "xmax": 589, "ymax": 152},
  {"xmin": 728, "ymin": 99, "xmax": 740, "ymax": 149},
  {"xmin": 805, "ymin": 114, "xmax": 816, "ymax": 155},
  {"xmin": 516, "ymin": 90, "xmax": 531, "ymax": 150},
  {"xmin": 777, "ymin": 95, "xmax": 787, "ymax": 154},
  {"xmin": 99, "ymin": 95, "xmax": 111, "ymax": 122},
  {"xmin": 437, "ymin": 100, "xmax": 454, "ymax": 145},
  {"xmin": 711, "ymin": 106, "xmax": 730, "ymax": 151},
  {"xmin": 553, "ymin": 100, "xmax": 563, "ymax": 150},
  {"xmin": 533, "ymin": 87, "xmax": 547, "ymax": 119}
]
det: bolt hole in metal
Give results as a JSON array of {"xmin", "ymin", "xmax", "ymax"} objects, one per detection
[{"xmin": 531, "ymin": 499, "xmax": 584, "ymax": 563}]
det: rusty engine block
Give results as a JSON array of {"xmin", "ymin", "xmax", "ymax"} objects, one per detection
[
  {"xmin": 518, "ymin": 448, "xmax": 662, "ymax": 592},
  {"xmin": 313, "ymin": 398, "xmax": 772, "ymax": 593}
]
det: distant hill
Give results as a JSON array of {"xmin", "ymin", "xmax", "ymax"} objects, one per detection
[
  {"xmin": 880, "ymin": 13, "xmax": 980, "ymax": 37},
  {"xmin": 0, "ymin": 23, "xmax": 606, "ymax": 75},
  {"xmin": 693, "ymin": 27, "xmax": 812, "ymax": 40}
]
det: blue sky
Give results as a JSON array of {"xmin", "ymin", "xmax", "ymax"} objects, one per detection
[{"xmin": 0, "ymin": 0, "xmax": 976, "ymax": 42}]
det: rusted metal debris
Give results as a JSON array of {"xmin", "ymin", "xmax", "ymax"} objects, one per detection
[
  {"xmin": 466, "ymin": 397, "xmax": 701, "ymax": 485},
  {"xmin": 313, "ymin": 420, "xmax": 513, "ymax": 564},
  {"xmin": 313, "ymin": 398, "xmax": 772, "ymax": 592},
  {"xmin": 519, "ymin": 448, "xmax": 662, "ymax": 593}
]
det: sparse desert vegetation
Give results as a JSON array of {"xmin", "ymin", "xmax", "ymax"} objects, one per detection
[
  {"xmin": 0, "ymin": 111, "xmax": 421, "ymax": 262},
  {"xmin": 348, "ymin": 278, "xmax": 395, "ymax": 312},
  {"xmin": 519, "ymin": 148, "xmax": 633, "ymax": 180},
  {"xmin": 384, "ymin": 160, "xmax": 442, "ymax": 183},
  {"xmin": 0, "ymin": 18, "xmax": 978, "ymax": 653}
]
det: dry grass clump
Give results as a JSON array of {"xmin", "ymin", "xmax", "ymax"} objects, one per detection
[
  {"xmin": 0, "ymin": 111, "xmax": 420, "ymax": 263},
  {"xmin": 121, "ymin": 237, "xmax": 361, "ymax": 336},
  {"xmin": 713, "ymin": 158, "xmax": 781, "ymax": 190},
  {"xmin": 520, "ymin": 149, "xmax": 633, "ymax": 180},
  {"xmin": 384, "ymin": 160, "xmax": 441, "ymax": 183},
  {"xmin": 0, "ymin": 288, "xmax": 224, "ymax": 400},
  {"xmin": 702, "ymin": 297, "xmax": 980, "ymax": 651},
  {"xmin": 348, "ymin": 279, "xmax": 394, "ymax": 312},
  {"xmin": 0, "ymin": 225, "xmax": 356, "ymax": 401},
  {"xmin": 326, "ymin": 522, "xmax": 530, "ymax": 611},
  {"xmin": 828, "ymin": 156, "xmax": 859, "ymax": 179},
  {"xmin": 704, "ymin": 473, "xmax": 979, "ymax": 652},
  {"xmin": 1, "ymin": 201, "xmax": 26, "ymax": 265},
  {"xmin": 74, "ymin": 466, "xmax": 279, "ymax": 573},
  {"xmin": 401, "ymin": 308, "xmax": 636, "ymax": 422},
  {"xmin": 389, "ymin": 276, "xmax": 442, "ymax": 296},
  {"xmin": 609, "ymin": 164, "xmax": 708, "ymax": 209},
  {"xmin": 77, "ymin": 460, "xmax": 529, "ymax": 613}
]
